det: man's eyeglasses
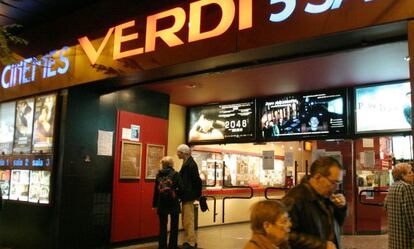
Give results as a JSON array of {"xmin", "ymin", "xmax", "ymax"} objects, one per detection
[{"xmin": 323, "ymin": 175, "xmax": 342, "ymax": 186}]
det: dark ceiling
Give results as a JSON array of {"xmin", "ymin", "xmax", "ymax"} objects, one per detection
[{"xmin": 0, "ymin": 0, "xmax": 102, "ymax": 27}]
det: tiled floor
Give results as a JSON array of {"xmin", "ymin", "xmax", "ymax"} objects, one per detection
[{"xmin": 114, "ymin": 223, "xmax": 388, "ymax": 249}]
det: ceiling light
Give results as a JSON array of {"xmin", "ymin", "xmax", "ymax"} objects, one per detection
[
  {"xmin": 404, "ymin": 56, "xmax": 410, "ymax": 62},
  {"xmin": 185, "ymin": 83, "xmax": 197, "ymax": 89}
]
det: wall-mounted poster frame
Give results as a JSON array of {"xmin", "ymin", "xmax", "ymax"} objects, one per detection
[
  {"xmin": 145, "ymin": 144, "xmax": 165, "ymax": 180},
  {"xmin": 120, "ymin": 141, "xmax": 142, "ymax": 180}
]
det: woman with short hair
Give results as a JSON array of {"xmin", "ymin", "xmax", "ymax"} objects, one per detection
[
  {"xmin": 244, "ymin": 200, "xmax": 292, "ymax": 249},
  {"xmin": 385, "ymin": 163, "xmax": 414, "ymax": 249}
]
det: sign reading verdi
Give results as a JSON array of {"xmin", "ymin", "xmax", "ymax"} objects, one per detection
[
  {"xmin": 78, "ymin": 0, "xmax": 377, "ymax": 65},
  {"xmin": 188, "ymin": 100, "xmax": 255, "ymax": 143}
]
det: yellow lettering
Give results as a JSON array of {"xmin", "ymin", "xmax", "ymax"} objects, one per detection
[
  {"xmin": 145, "ymin": 7, "xmax": 186, "ymax": 52},
  {"xmin": 113, "ymin": 20, "xmax": 143, "ymax": 60},
  {"xmin": 189, "ymin": 0, "xmax": 235, "ymax": 42}
]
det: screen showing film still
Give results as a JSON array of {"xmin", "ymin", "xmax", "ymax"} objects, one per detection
[
  {"xmin": 32, "ymin": 94, "xmax": 57, "ymax": 153},
  {"xmin": 13, "ymin": 98, "xmax": 35, "ymax": 154},
  {"xmin": 0, "ymin": 101, "xmax": 16, "ymax": 154},
  {"xmin": 29, "ymin": 170, "xmax": 50, "ymax": 204},
  {"xmin": 0, "ymin": 170, "xmax": 10, "ymax": 199},
  {"xmin": 259, "ymin": 89, "xmax": 347, "ymax": 139},
  {"xmin": 10, "ymin": 169, "xmax": 30, "ymax": 201},
  {"xmin": 188, "ymin": 100, "xmax": 255, "ymax": 143},
  {"xmin": 355, "ymin": 82, "xmax": 411, "ymax": 133}
]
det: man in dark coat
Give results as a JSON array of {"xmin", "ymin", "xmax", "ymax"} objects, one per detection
[
  {"xmin": 177, "ymin": 144, "xmax": 202, "ymax": 249},
  {"xmin": 153, "ymin": 156, "xmax": 183, "ymax": 249},
  {"xmin": 282, "ymin": 156, "xmax": 347, "ymax": 249}
]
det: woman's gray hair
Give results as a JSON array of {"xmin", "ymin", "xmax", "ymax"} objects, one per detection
[
  {"xmin": 392, "ymin": 163, "xmax": 412, "ymax": 181},
  {"xmin": 160, "ymin": 156, "xmax": 174, "ymax": 169}
]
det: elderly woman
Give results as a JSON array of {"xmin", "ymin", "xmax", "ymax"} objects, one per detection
[
  {"xmin": 244, "ymin": 200, "xmax": 292, "ymax": 249},
  {"xmin": 152, "ymin": 156, "xmax": 183, "ymax": 249},
  {"xmin": 385, "ymin": 163, "xmax": 414, "ymax": 249}
]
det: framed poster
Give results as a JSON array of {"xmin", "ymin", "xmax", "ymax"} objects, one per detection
[
  {"xmin": 32, "ymin": 94, "xmax": 57, "ymax": 154},
  {"xmin": 13, "ymin": 98, "xmax": 35, "ymax": 154},
  {"xmin": 0, "ymin": 101, "xmax": 16, "ymax": 155},
  {"xmin": 145, "ymin": 144, "xmax": 165, "ymax": 180},
  {"xmin": 120, "ymin": 141, "xmax": 142, "ymax": 179}
]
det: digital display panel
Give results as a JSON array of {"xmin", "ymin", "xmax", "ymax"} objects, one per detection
[
  {"xmin": 10, "ymin": 169, "xmax": 30, "ymax": 201},
  {"xmin": 259, "ymin": 90, "xmax": 347, "ymax": 139},
  {"xmin": 32, "ymin": 94, "xmax": 57, "ymax": 153},
  {"xmin": 0, "ymin": 170, "xmax": 10, "ymax": 199},
  {"xmin": 188, "ymin": 100, "xmax": 255, "ymax": 143},
  {"xmin": 29, "ymin": 170, "xmax": 50, "ymax": 204},
  {"xmin": 355, "ymin": 82, "xmax": 411, "ymax": 133},
  {"xmin": 13, "ymin": 98, "xmax": 35, "ymax": 154},
  {"xmin": 0, "ymin": 101, "xmax": 16, "ymax": 154}
]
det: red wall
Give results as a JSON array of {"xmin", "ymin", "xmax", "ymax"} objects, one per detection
[
  {"xmin": 111, "ymin": 110, "xmax": 168, "ymax": 242},
  {"xmin": 317, "ymin": 140, "xmax": 355, "ymax": 234}
]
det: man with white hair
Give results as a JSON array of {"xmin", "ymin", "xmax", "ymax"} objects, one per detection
[{"xmin": 177, "ymin": 144, "xmax": 202, "ymax": 249}]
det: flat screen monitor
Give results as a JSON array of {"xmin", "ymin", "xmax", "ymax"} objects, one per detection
[
  {"xmin": 187, "ymin": 100, "xmax": 256, "ymax": 143},
  {"xmin": 259, "ymin": 89, "xmax": 347, "ymax": 139},
  {"xmin": 32, "ymin": 94, "xmax": 57, "ymax": 153},
  {"xmin": 0, "ymin": 101, "xmax": 16, "ymax": 154},
  {"xmin": 355, "ymin": 82, "xmax": 411, "ymax": 133}
]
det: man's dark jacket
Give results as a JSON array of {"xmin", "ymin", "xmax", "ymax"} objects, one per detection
[
  {"xmin": 179, "ymin": 156, "xmax": 202, "ymax": 202},
  {"xmin": 282, "ymin": 181, "xmax": 347, "ymax": 249}
]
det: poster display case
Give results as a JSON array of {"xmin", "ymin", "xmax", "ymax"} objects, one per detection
[
  {"xmin": 193, "ymin": 149, "xmax": 285, "ymax": 189},
  {"xmin": 145, "ymin": 144, "xmax": 164, "ymax": 180},
  {"xmin": 0, "ymin": 93, "xmax": 57, "ymax": 205},
  {"xmin": 120, "ymin": 141, "xmax": 142, "ymax": 180}
]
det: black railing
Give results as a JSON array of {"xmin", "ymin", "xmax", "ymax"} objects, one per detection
[
  {"xmin": 221, "ymin": 161, "xmax": 253, "ymax": 223},
  {"xmin": 202, "ymin": 161, "xmax": 218, "ymax": 222}
]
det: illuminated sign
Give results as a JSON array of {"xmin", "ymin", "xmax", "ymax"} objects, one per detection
[
  {"xmin": 269, "ymin": 0, "xmax": 374, "ymax": 22},
  {"xmin": 1, "ymin": 46, "xmax": 70, "ymax": 89},
  {"xmin": 78, "ymin": 0, "xmax": 253, "ymax": 65},
  {"xmin": 78, "ymin": 0, "xmax": 376, "ymax": 65}
]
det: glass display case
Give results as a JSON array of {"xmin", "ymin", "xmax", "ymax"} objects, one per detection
[{"xmin": 192, "ymin": 146, "xmax": 286, "ymax": 189}]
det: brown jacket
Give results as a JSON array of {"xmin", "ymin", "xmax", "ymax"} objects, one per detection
[{"xmin": 243, "ymin": 234, "xmax": 279, "ymax": 249}]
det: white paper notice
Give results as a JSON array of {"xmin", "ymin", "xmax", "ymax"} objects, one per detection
[
  {"xmin": 364, "ymin": 151, "xmax": 375, "ymax": 168},
  {"xmin": 362, "ymin": 138, "xmax": 374, "ymax": 148},
  {"xmin": 122, "ymin": 128, "xmax": 131, "ymax": 140},
  {"xmin": 97, "ymin": 130, "xmax": 113, "ymax": 156},
  {"xmin": 262, "ymin": 150, "xmax": 275, "ymax": 170}
]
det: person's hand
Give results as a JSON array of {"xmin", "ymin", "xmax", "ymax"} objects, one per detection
[
  {"xmin": 330, "ymin": 193, "xmax": 346, "ymax": 207},
  {"xmin": 326, "ymin": 241, "xmax": 337, "ymax": 249}
]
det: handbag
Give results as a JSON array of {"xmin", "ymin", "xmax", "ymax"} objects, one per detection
[{"xmin": 199, "ymin": 196, "xmax": 209, "ymax": 212}]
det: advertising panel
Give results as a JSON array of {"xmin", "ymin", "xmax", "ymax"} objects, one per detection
[
  {"xmin": 0, "ymin": 170, "xmax": 10, "ymax": 199},
  {"xmin": 259, "ymin": 90, "xmax": 347, "ymax": 139},
  {"xmin": 29, "ymin": 170, "xmax": 50, "ymax": 204},
  {"xmin": 188, "ymin": 100, "xmax": 255, "ymax": 143},
  {"xmin": 355, "ymin": 82, "xmax": 411, "ymax": 133},
  {"xmin": 13, "ymin": 98, "xmax": 35, "ymax": 154},
  {"xmin": 32, "ymin": 94, "xmax": 57, "ymax": 153},
  {"xmin": 0, "ymin": 101, "xmax": 15, "ymax": 154},
  {"xmin": 10, "ymin": 169, "xmax": 30, "ymax": 201}
]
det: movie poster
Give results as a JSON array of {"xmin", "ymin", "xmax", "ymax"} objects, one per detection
[
  {"xmin": 32, "ymin": 94, "xmax": 57, "ymax": 153},
  {"xmin": 0, "ymin": 101, "xmax": 16, "ymax": 154},
  {"xmin": 13, "ymin": 98, "xmax": 35, "ymax": 154},
  {"xmin": 10, "ymin": 169, "xmax": 30, "ymax": 201},
  {"xmin": 356, "ymin": 82, "xmax": 411, "ymax": 133},
  {"xmin": 0, "ymin": 170, "xmax": 10, "ymax": 199},
  {"xmin": 29, "ymin": 170, "xmax": 50, "ymax": 204},
  {"xmin": 188, "ymin": 101, "xmax": 255, "ymax": 142}
]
